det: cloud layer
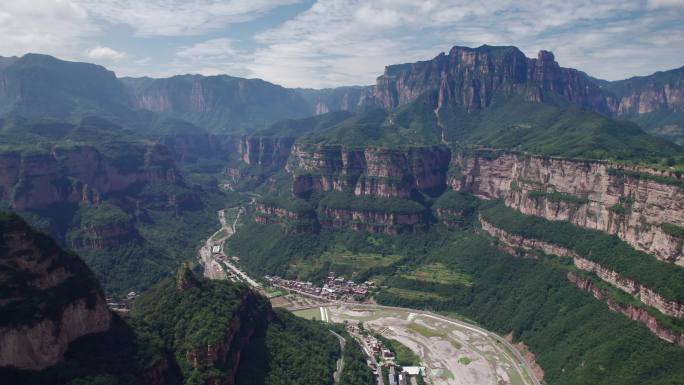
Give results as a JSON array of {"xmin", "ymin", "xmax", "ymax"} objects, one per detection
[{"xmin": 1, "ymin": 0, "xmax": 683, "ymax": 88}]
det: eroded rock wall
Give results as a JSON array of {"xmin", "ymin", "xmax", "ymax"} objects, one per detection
[
  {"xmin": 455, "ymin": 151, "xmax": 684, "ymax": 264},
  {"xmin": 288, "ymin": 144, "xmax": 450, "ymax": 198},
  {"xmin": 0, "ymin": 144, "xmax": 179, "ymax": 211},
  {"xmin": 480, "ymin": 218, "xmax": 684, "ymax": 319}
]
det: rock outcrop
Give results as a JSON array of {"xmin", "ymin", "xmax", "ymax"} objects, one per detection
[
  {"xmin": 0, "ymin": 143, "xmax": 179, "ymax": 211},
  {"xmin": 318, "ymin": 206, "xmax": 423, "ymax": 235},
  {"xmin": 240, "ymin": 136, "xmax": 295, "ymax": 168},
  {"xmin": 455, "ymin": 150, "xmax": 684, "ymax": 264},
  {"xmin": 480, "ymin": 218, "xmax": 684, "ymax": 320},
  {"xmin": 369, "ymin": 46, "xmax": 610, "ymax": 113},
  {"xmin": 604, "ymin": 66, "xmax": 684, "ymax": 116},
  {"xmin": 254, "ymin": 202, "xmax": 319, "ymax": 233},
  {"xmin": 288, "ymin": 144, "xmax": 450, "ymax": 198},
  {"xmin": 0, "ymin": 213, "xmax": 112, "ymax": 370},
  {"xmin": 568, "ymin": 272, "xmax": 684, "ymax": 347}
]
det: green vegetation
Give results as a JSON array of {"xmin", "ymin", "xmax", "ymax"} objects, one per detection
[
  {"xmin": 319, "ymin": 191, "xmax": 425, "ymax": 214},
  {"xmin": 236, "ymin": 310, "xmax": 341, "ymax": 385},
  {"xmin": 526, "ymin": 190, "xmax": 589, "ymax": 204},
  {"xmin": 374, "ymin": 333, "xmax": 421, "ymax": 366},
  {"xmin": 0, "ymin": 213, "xmax": 102, "ymax": 328},
  {"xmin": 402, "ymin": 263, "xmax": 473, "ymax": 287},
  {"xmin": 608, "ymin": 168, "xmax": 684, "ymax": 188},
  {"xmin": 662, "ymin": 223, "xmax": 684, "ymax": 239},
  {"xmin": 338, "ymin": 334, "xmax": 376, "ymax": 385},
  {"xmin": 480, "ymin": 201, "xmax": 684, "ymax": 302},
  {"xmin": 459, "ymin": 357, "xmax": 472, "ymax": 366}
]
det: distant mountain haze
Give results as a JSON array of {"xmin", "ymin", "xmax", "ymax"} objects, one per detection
[{"xmin": 0, "ymin": 45, "xmax": 683, "ymax": 141}]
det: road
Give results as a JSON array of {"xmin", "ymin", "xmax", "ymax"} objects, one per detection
[
  {"xmin": 197, "ymin": 210, "xmax": 541, "ymax": 385},
  {"xmin": 330, "ymin": 330, "xmax": 346, "ymax": 385}
]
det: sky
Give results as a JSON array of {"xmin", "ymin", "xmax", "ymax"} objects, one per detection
[{"xmin": 1, "ymin": 0, "xmax": 683, "ymax": 88}]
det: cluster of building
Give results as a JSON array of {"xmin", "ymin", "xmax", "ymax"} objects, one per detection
[
  {"xmin": 106, "ymin": 291, "xmax": 139, "ymax": 312},
  {"xmin": 346, "ymin": 323, "xmax": 426, "ymax": 385},
  {"xmin": 264, "ymin": 271, "xmax": 374, "ymax": 301}
]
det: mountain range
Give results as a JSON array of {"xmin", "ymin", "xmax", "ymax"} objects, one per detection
[
  {"xmin": 3, "ymin": 44, "xmax": 684, "ymax": 385},
  {"xmin": 1, "ymin": 45, "xmax": 683, "ymax": 142}
]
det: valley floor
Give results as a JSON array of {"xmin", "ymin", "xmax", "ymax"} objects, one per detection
[{"xmin": 197, "ymin": 208, "xmax": 541, "ymax": 385}]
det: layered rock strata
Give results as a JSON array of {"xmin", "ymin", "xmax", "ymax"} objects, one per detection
[
  {"xmin": 480, "ymin": 218, "xmax": 684, "ymax": 319},
  {"xmin": 0, "ymin": 144, "xmax": 178, "ymax": 211},
  {"xmin": 288, "ymin": 144, "xmax": 450, "ymax": 198},
  {"xmin": 568, "ymin": 272, "xmax": 684, "ymax": 347},
  {"xmin": 454, "ymin": 151, "xmax": 684, "ymax": 264}
]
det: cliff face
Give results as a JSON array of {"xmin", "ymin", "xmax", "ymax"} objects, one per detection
[
  {"xmin": 122, "ymin": 75, "xmax": 313, "ymax": 132},
  {"xmin": 481, "ymin": 216, "xmax": 684, "ymax": 346},
  {"xmin": 480, "ymin": 218, "xmax": 684, "ymax": 320},
  {"xmin": 240, "ymin": 136, "xmax": 295, "ymax": 168},
  {"xmin": 369, "ymin": 46, "xmax": 610, "ymax": 113},
  {"xmin": 0, "ymin": 213, "xmax": 112, "ymax": 370},
  {"xmin": 288, "ymin": 144, "xmax": 450, "ymax": 198},
  {"xmin": 0, "ymin": 143, "xmax": 179, "ymax": 211},
  {"xmin": 254, "ymin": 202, "xmax": 319, "ymax": 233},
  {"xmin": 318, "ymin": 207, "xmax": 423, "ymax": 235},
  {"xmin": 184, "ymin": 290, "xmax": 271, "ymax": 385},
  {"xmin": 567, "ymin": 272, "xmax": 684, "ymax": 347},
  {"xmin": 69, "ymin": 218, "xmax": 138, "ymax": 249},
  {"xmin": 604, "ymin": 67, "xmax": 684, "ymax": 116},
  {"xmin": 454, "ymin": 151, "xmax": 684, "ymax": 264}
]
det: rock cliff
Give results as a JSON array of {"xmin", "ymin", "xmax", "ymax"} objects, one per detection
[
  {"xmin": 480, "ymin": 218, "xmax": 684, "ymax": 319},
  {"xmin": 603, "ymin": 66, "xmax": 684, "ymax": 116},
  {"xmin": 454, "ymin": 150, "xmax": 684, "ymax": 264},
  {"xmin": 568, "ymin": 272, "xmax": 684, "ymax": 347},
  {"xmin": 0, "ymin": 143, "xmax": 179, "ymax": 211},
  {"xmin": 369, "ymin": 46, "xmax": 610, "ymax": 113},
  {"xmin": 0, "ymin": 213, "xmax": 111, "ymax": 370},
  {"xmin": 318, "ymin": 206, "xmax": 423, "ymax": 235},
  {"xmin": 254, "ymin": 201, "xmax": 319, "ymax": 233},
  {"xmin": 240, "ymin": 136, "xmax": 296, "ymax": 168},
  {"xmin": 122, "ymin": 74, "xmax": 313, "ymax": 132},
  {"xmin": 288, "ymin": 144, "xmax": 450, "ymax": 198}
]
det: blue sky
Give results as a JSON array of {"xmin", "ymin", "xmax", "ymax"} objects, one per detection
[{"xmin": 1, "ymin": 0, "xmax": 683, "ymax": 88}]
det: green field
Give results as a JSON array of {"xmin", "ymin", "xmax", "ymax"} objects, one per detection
[
  {"xmin": 384, "ymin": 287, "xmax": 447, "ymax": 301},
  {"xmin": 293, "ymin": 307, "xmax": 323, "ymax": 321},
  {"xmin": 289, "ymin": 252, "xmax": 402, "ymax": 282},
  {"xmin": 402, "ymin": 263, "xmax": 473, "ymax": 286}
]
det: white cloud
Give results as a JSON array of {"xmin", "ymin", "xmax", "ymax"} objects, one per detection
[
  {"xmin": 87, "ymin": 45, "xmax": 125, "ymax": 61},
  {"xmin": 75, "ymin": 0, "xmax": 303, "ymax": 36},
  {"xmin": 0, "ymin": 0, "xmax": 94, "ymax": 59},
  {"xmin": 244, "ymin": 0, "xmax": 684, "ymax": 87},
  {"xmin": 177, "ymin": 38, "xmax": 236, "ymax": 59}
]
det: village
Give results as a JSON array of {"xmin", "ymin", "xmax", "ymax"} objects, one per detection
[
  {"xmin": 345, "ymin": 322, "xmax": 426, "ymax": 385},
  {"xmin": 264, "ymin": 271, "xmax": 375, "ymax": 302}
]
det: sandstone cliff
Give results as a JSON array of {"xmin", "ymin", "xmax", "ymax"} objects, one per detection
[
  {"xmin": 369, "ymin": 46, "xmax": 610, "ymax": 113},
  {"xmin": 288, "ymin": 143, "xmax": 450, "ymax": 198},
  {"xmin": 454, "ymin": 150, "xmax": 684, "ymax": 264},
  {"xmin": 0, "ymin": 143, "xmax": 179, "ymax": 211},
  {"xmin": 480, "ymin": 218, "xmax": 684, "ymax": 320},
  {"xmin": 254, "ymin": 201, "xmax": 319, "ymax": 233},
  {"xmin": 603, "ymin": 66, "xmax": 684, "ymax": 116},
  {"xmin": 568, "ymin": 272, "xmax": 684, "ymax": 347},
  {"xmin": 240, "ymin": 136, "xmax": 296, "ymax": 168},
  {"xmin": 0, "ymin": 213, "xmax": 112, "ymax": 370}
]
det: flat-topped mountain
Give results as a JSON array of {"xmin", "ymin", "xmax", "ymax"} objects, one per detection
[{"xmin": 1, "ymin": 46, "xmax": 683, "ymax": 140}]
